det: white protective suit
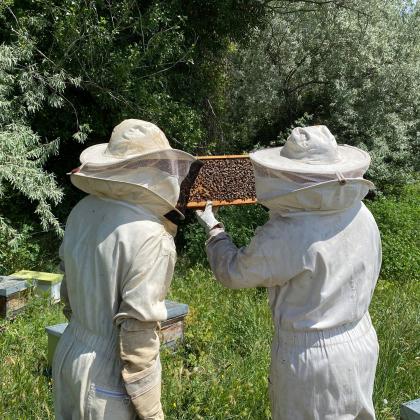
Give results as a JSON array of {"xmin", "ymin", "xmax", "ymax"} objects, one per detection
[
  {"xmin": 53, "ymin": 120, "xmax": 196, "ymax": 419},
  {"xmin": 202, "ymin": 126, "xmax": 382, "ymax": 420}
]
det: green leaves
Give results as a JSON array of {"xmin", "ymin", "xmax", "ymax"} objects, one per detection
[{"xmin": 222, "ymin": 0, "xmax": 420, "ymax": 188}]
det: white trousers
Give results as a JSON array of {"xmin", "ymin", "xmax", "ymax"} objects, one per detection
[
  {"xmin": 270, "ymin": 313, "xmax": 379, "ymax": 420},
  {"xmin": 53, "ymin": 320, "xmax": 138, "ymax": 420}
]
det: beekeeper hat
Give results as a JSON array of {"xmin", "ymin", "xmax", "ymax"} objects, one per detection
[
  {"xmin": 250, "ymin": 125, "xmax": 371, "ymax": 175},
  {"xmin": 250, "ymin": 125, "xmax": 374, "ymax": 212},
  {"xmin": 70, "ymin": 119, "xmax": 196, "ymax": 219}
]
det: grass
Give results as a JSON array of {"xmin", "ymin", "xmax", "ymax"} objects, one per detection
[
  {"xmin": 1, "ymin": 273, "xmax": 418, "ymax": 419},
  {"xmin": 0, "ymin": 186, "xmax": 418, "ymax": 419}
]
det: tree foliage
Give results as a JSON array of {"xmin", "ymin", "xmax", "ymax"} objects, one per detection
[
  {"xmin": 0, "ymin": 0, "xmax": 419, "ymax": 253},
  {"xmin": 0, "ymin": 0, "xmax": 265, "ymax": 246},
  {"xmin": 221, "ymin": 0, "xmax": 420, "ymax": 190}
]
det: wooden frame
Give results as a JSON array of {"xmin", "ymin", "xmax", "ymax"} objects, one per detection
[{"xmin": 185, "ymin": 155, "xmax": 257, "ymax": 208}]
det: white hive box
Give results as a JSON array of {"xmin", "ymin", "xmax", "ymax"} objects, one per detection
[{"xmin": 401, "ymin": 399, "xmax": 420, "ymax": 420}]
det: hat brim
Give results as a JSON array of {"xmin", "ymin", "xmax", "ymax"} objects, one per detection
[
  {"xmin": 80, "ymin": 143, "xmax": 195, "ymax": 167},
  {"xmin": 250, "ymin": 145, "xmax": 370, "ymax": 174},
  {"xmin": 71, "ymin": 173, "xmax": 185, "ymax": 220}
]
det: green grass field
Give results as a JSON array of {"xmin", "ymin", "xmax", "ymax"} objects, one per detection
[{"xmin": 1, "ymin": 186, "xmax": 419, "ymax": 419}]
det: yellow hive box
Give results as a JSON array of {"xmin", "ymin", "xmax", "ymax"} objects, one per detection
[{"xmin": 12, "ymin": 270, "xmax": 63, "ymax": 302}]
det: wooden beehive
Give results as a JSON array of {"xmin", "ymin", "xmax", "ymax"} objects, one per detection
[
  {"xmin": 0, "ymin": 276, "xmax": 31, "ymax": 319},
  {"xmin": 45, "ymin": 300, "xmax": 189, "ymax": 367},
  {"xmin": 178, "ymin": 155, "xmax": 257, "ymax": 211},
  {"xmin": 160, "ymin": 300, "xmax": 189, "ymax": 349}
]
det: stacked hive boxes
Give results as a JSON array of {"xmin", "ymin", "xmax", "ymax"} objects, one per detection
[{"xmin": 12, "ymin": 270, "xmax": 63, "ymax": 302}]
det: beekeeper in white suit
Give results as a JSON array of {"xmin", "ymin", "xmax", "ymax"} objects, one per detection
[
  {"xmin": 53, "ymin": 119, "xmax": 196, "ymax": 419},
  {"xmin": 196, "ymin": 125, "xmax": 381, "ymax": 420}
]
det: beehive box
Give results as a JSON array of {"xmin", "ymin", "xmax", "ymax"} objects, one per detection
[
  {"xmin": 178, "ymin": 155, "xmax": 257, "ymax": 210},
  {"xmin": 12, "ymin": 270, "xmax": 63, "ymax": 303},
  {"xmin": 401, "ymin": 399, "xmax": 420, "ymax": 419},
  {"xmin": 0, "ymin": 276, "xmax": 31, "ymax": 319},
  {"xmin": 160, "ymin": 300, "xmax": 189, "ymax": 348},
  {"xmin": 45, "ymin": 300, "xmax": 189, "ymax": 366},
  {"xmin": 45, "ymin": 322, "xmax": 67, "ymax": 366}
]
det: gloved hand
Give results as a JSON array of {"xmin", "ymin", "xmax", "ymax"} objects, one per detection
[{"xmin": 195, "ymin": 201, "xmax": 222, "ymax": 234}]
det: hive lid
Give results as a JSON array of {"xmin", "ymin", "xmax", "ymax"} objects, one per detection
[
  {"xmin": 0, "ymin": 276, "xmax": 29, "ymax": 297},
  {"xmin": 45, "ymin": 322, "xmax": 68, "ymax": 337},
  {"xmin": 12, "ymin": 270, "xmax": 63, "ymax": 284},
  {"xmin": 165, "ymin": 300, "xmax": 189, "ymax": 319}
]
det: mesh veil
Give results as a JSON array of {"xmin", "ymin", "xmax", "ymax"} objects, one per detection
[{"xmin": 74, "ymin": 150, "xmax": 196, "ymax": 209}]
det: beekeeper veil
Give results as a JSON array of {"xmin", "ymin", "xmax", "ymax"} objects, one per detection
[
  {"xmin": 250, "ymin": 125, "xmax": 374, "ymax": 214},
  {"xmin": 70, "ymin": 119, "xmax": 196, "ymax": 220}
]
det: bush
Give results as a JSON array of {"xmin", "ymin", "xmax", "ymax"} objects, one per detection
[
  {"xmin": 221, "ymin": 1, "xmax": 420, "ymax": 189},
  {"xmin": 366, "ymin": 183, "xmax": 420, "ymax": 282},
  {"xmin": 0, "ymin": 221, "xmax": 60, "ymax": 275}
]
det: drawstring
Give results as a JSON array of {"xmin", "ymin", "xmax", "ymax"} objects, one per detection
[
  {"xmin": 336, "ymin": 171, "xmax": 346, "ymax": 185},
  {"xmin": 68, "ymin": 162, "xmax": 87, "ymax": 175}
]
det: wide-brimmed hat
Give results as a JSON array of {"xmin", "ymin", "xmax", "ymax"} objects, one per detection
[
  {"xmin": 250, "ymin": 125, "xmax": 371, "ymax": 175},
  {"xmin": 250, "ymin": 125, "xmax": 373, "ymax": 212},
  {"xmin": 70, "ymin": 119, "xmax": 196, "ymax": 219},
  {"xmin": 79, "ymin": 119, "xmax": 180, "ymax": 165}
]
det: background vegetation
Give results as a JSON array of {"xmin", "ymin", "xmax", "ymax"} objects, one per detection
[
  {"xmin": 0, "ymin": 0, "xmax": 419, "ymax": 419},
  {"xmin": 0, "ymin": 0, "xmax": 419, "ymax": 248}
]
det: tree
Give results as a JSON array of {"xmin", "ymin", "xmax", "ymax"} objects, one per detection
[
  {"xmin": 0, "ymin": 0, "xmax": 267, "ymax": 269},
  {"xmin": 222, "ymin": 0, "xmax": 420, "ymax": 190}
]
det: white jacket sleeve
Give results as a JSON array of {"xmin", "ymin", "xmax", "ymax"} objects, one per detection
[
  {"xmin": 206, "ymin": 227, "xmax": 275, "ymax": 289},
  {"xmin": 115, "ymin": 231, "xmax": 176, "ymax": 324},
  {"xmin": 206, "ymin": 224, "xmax": 302, "ymax": 289},
  {"xmin": 114, "ymin": 229, "xmax": 175, "ymax": 420}
]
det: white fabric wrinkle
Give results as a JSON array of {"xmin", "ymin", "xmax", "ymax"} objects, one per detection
[{"xmin": 207, "ymin": 230, "xmax": 275, "ymax": 289}]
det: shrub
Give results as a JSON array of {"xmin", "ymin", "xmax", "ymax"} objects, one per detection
[
  {"xmin": 366, "ymin": 183, "xmax": 420, "ymax": 282},
  {"xmin": 222, "ymin": 0, "xmax": 420, "ymax": 189}
]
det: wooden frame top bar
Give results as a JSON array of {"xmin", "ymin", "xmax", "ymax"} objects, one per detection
[
  {"xmin": 197, "ymin": 154, "xmax": 249, "ymax": 160},
  {"xmin": 186, "ymin": 198, "xmax": 257, "ymax": 208}
]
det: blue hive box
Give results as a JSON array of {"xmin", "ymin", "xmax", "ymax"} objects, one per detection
[
  {"xmin": 401, "ymin": 399, "xmax": 420, "ymax": 420},
  {"xmin": 161, "ymin": 300, "xmax": 189, "ymax": 349}
]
